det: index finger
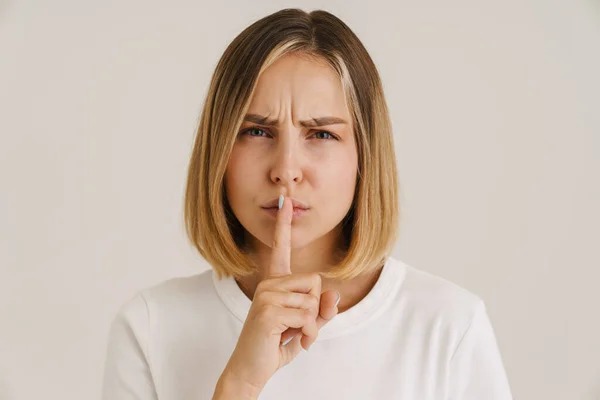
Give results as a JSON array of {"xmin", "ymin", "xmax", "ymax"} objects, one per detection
[{"xmin": 269, "ymin": 194, "xmax": 292, "ymax": 277}]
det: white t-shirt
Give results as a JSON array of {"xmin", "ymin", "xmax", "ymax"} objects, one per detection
[{"xmin": 101, "ymin": 256, "xmax": 513, "ymax": 399}]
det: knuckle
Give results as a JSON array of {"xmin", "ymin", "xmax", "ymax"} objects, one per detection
[
  {"xmin": 304, "ymin": 309, "xmax": 314, "ymax": 323},
  {"xmin": 256, "ymin": 280, "xmax": 267, "ymax": 293},
  {"xmin": 309, "ymin": 272, "xmax": 322, "ymax": 287},
  {"xmin": 308, "ymin": 294, "xmax": 320, "ymax": 312},
  {"xmin": 271, "ymin": 237, "xmax": 280, "ymax": 248},
  {"xmin": 256, "ymin": 278, "xmax": 274, "ymax": 293},
  {"xmin": 254, "ymin": 290, "xmax": 270, "ymax": 305}
]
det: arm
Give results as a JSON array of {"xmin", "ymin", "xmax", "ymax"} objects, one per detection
[
  {"xmin": 448, "ymin": 300, "xmax": 513, "ymax": 399},
  {"xmin": 101, "ymin": 293, "xmax": 158, "ymax": 400},
  {"xmin": 212, "ymin": 369, "xmax": 262, "ymax": 400}
]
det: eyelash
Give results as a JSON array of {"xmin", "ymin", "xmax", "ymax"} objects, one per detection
[{"xmin": 240, "ymin": 127, "xmax": 339, "ymax": 141}]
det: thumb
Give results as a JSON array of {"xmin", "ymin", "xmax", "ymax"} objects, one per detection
[
  {"xmin": 318, "ymin": 290, "xmax": 341, "ymax": 323},
  {"xmin": 280, "ymin": 290, "xmax": 340, "ymax": 346}
]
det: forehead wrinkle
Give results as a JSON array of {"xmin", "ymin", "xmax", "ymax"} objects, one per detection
[
  {"xmin": 246, "ymin": 55, "xmax": 349, "ymax": 128},
  {"xmin": 243, "ymin": 113, "xmax": 349, "ymax": 128}
]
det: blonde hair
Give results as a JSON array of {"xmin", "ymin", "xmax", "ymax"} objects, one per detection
[{"xmin": 184, "ymin": 8, "xmax": 400, "ymax": 281}]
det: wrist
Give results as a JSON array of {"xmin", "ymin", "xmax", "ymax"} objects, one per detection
[{"xmin": 213, "ymin": 369, "xmax": 263, "ymax": 400}]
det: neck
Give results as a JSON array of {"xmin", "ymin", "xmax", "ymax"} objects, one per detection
[{"xmin": 236, "ymin": 226, "xmax": 384, "ymax": 313}]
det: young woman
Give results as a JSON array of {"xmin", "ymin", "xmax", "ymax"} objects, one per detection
[{"xmin": 102, "ymin": 8, "xmax": 512, "ymax": 400}]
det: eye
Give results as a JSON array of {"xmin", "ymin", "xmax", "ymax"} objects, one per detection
[
  {"xmin": 240, "ymin": 127, "xmax": 338, "ymax": 141},
  {"xmin": 312, "ymin": 131, "xmax": 338, "ymax": 140},
  {"xmin": 242, "ymin": 127, "xmax": 270, "ymax": 138}
]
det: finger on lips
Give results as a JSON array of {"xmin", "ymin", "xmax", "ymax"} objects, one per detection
[
  {"xmin": 269, "ymin": 194, "xmax": 292, "ymax": 277},
  {"xmin": 267, "ymin": 195, "xmax": 337, "ymax": 348}
]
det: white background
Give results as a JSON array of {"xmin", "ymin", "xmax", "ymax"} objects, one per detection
[{"xmin": 1, "ymin": 1, "xmax": 599, "ymax": 399}]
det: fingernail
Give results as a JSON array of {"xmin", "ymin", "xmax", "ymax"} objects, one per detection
[
  {"xmin": 334, "ymin": 291, "xmax": 341, "ymax": 308},
  {"xmin": 278, "ymin": 194, "xmax": 284, "ymax": 210},
  {"xmin": 282, "ymin": 335, "xmax": 294, "ymax": 346}
]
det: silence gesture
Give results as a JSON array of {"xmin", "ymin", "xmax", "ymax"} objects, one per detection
[{"xmin": 214, "ymin": 195, "xmax": 340, "ymax": 398}]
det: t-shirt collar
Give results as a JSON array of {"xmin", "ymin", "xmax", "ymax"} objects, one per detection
[{"xmin": 212, "ymin": 256, "xmax": 406, "ymax": 340}]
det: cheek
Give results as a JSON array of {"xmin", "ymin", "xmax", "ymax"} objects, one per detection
[
  {"xmin": 225, "ymin": 146, "xmax": 267, "ymax": 215},
  {"xmin": 323, "ymin": 145, "xmax": 357, "ymax": 180},
  {"xmin": 225, "ymin": 149, "xmax": 248, "ymax": 202},
  {"xmin": 226, "ymin": 147, "xmax": 259, "ymax": 184},
  {"xmin": 313, "ymin": 150, "xmax": 358, "ymax": 202}
]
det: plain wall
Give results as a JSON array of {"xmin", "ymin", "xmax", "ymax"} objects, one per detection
[{"xmin": 1, "ymin": 1, "xmax": 599, "ymax": 399}]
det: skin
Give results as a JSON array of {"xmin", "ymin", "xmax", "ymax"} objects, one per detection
[
  {"xmin": 224, "ymin": 52, "xmax": 383, "ymax": 314},
  {"xmin": 214, "ymin": 196, "xmax": 339, "ymax": 398}
]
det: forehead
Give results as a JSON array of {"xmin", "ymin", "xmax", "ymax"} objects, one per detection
[{"xmin": 248, "ymin": 53, "xmax": 350, "ymax": 118}]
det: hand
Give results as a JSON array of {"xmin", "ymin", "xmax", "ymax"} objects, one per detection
[{"xmin": 218, "ymin": 195, "xmax": 340, "ymax": 396}]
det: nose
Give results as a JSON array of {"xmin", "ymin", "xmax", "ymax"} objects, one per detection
[{"xmin": 269, "ymin": 129, "xmax": 303, "ymax": 186}]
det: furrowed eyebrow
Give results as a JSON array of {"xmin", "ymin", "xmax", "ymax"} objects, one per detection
[{"xmin": 243, "ymin": 113, "xmax": 348, "ymax": 127}]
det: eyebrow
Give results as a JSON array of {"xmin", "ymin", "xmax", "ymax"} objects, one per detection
[{"xmin": 243, "ymin": 113, "xmax": 348, "ymax": 128}]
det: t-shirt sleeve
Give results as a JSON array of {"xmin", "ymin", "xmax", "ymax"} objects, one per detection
[
  {"xmin": 101, "ymin": 293, "xmax": 159, "ymax": 400},
  {"xmin": 448, "ymin": 300, "xmax": 513, "ymax": 399}
]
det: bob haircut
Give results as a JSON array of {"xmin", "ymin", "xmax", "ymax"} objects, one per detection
[{"xmin": 184, "ymin": 8, "xmax": 400, "ymax": 281}]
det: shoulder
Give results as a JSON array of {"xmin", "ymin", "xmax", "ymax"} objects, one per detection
[
  {"xmin": 399, "ymin": 259, "xmax": 483, "ymax": 308},
  {"xmin": 390, "ymin": 258, "xmax": 485, "ymax": 330},
  {"xmin": 140, "ymin": 269, "xmax": 215, "ymax": 307},
  {"xmin": 111, "ymin": 269, "xmax": 217, "ymax": 330}
]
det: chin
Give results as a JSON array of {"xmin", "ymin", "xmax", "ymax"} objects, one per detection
[
  {"xmin": 288, "ymin": 235, "xmax": 315, "ymax": 249},
  {"xmin": 250, "ymin": 226, "xmax": 320, "ymax": 250},
  {"xmin": 271, "ymin": 231, "xmax": 315, "ymax": 249}
]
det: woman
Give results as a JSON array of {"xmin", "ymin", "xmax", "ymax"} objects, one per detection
[{"xmin": 102, "ymin": 8, "xmax": 512, "ymax": 400}]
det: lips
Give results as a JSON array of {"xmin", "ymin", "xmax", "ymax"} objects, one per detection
[
  {"xmin": 260, "ymin": 197, "xmax": 309, "ymax": 210},
  {"xmin": 264, "ymin": 206, "xmax": 306, "ymax": 211},
  {"xmin": 262, "ymin": 206, "xmax": 310, "ymax": 218}
]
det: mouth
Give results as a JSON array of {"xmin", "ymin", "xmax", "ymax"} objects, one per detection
[
  {"xmin": 260, "ymin": 197, "xmax": 310, "ymax": 210},
  {"xmin": 261, "ymin": 206, "xmax": 310, "ymax": 218}
]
